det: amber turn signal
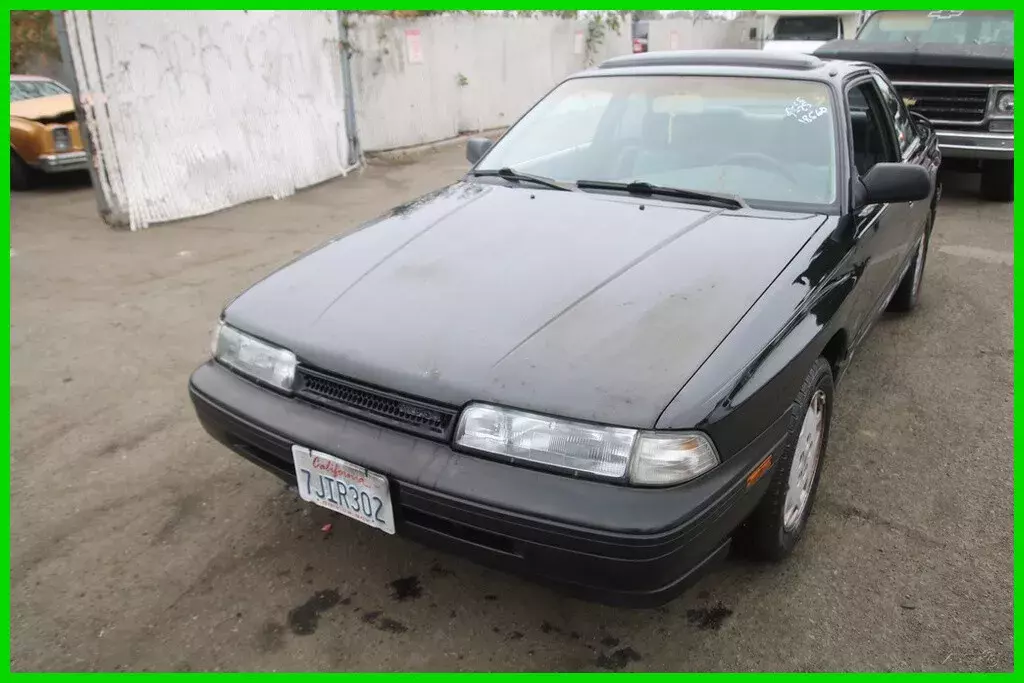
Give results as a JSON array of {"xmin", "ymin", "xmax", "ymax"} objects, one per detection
[{"xmin": 746, "ymin": 454, "xmax": 773, "ymax": 488}]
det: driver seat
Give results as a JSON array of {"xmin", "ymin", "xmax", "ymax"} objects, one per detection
[{"xmin": 620, "ymin": 112, "xmax": 671, "ymax": 177}]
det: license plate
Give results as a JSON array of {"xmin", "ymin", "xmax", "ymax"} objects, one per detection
[{"xmin": 291, "ymin": 445, "xmax": 395, "ymax": 535}]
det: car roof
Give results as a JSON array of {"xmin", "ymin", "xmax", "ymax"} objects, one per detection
[
  {"xmin": 10, "ymin": 74, "xmax": 57, "ymax": 82},
  {"xmin": 590, "ymin": 49, "xmax": 873, "ymax": 84}
]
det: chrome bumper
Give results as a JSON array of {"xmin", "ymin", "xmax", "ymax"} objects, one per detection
[
  {"xmin": 936, "ymin": 130, "xmax": 1013, "ymax": 161},
  {"xmin": 36, "ymin": 151, "xmax": 89, "ymax": 173}
]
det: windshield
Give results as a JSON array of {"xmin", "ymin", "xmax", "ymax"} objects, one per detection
[
  {"xmin": 10, "ymin": 79, "xmax": 70, "ymax": 102},
  {"xmin": 773, "ymin": 16, "xmax": 841, "ymax": 41},
  {"xmin": 475, "ymin": 75, "xmax": 837, "ymax": 207},
  {"xmin": 858, "ymin": 10, "xmax": 1014, "ymax": 46}
]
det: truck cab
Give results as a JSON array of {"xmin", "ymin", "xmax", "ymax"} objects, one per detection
[{"xmin": 815, "ymin": 10, "xmax": 1014, "ymax": 201}]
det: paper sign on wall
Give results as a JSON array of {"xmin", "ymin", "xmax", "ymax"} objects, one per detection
[
  {"xmin": 405, "ymin": 29, "xmax": 424, "ymax": 64},
  {"xmin": 669, "ymin": 31, "xmax": 680, "ymax": 50},
  {"xmin": 573, "ymin": 30, "xmax": 584, "ymax": 55}
]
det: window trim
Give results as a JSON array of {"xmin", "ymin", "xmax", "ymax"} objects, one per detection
[
  {"xmin": 842, "ymin": 75, "xmax": 900, "ymax": 175},
  {"xmin": 842, "ymin": 74, "xmax": 902, "ymax": 220},
  {"xmin": 870, "ymin": 72, "xmax": 921, "ymax": 161}
]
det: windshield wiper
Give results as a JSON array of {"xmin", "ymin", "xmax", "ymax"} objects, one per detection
[
  {"xmin": 575, "ymin": 180, "xmax": 745, "ymax": 210},
  {"xmin": 471, "ymin": 167, "xmax": 578, "ymax": 192}
]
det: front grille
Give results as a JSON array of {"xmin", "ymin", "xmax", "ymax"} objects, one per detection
[
  {"xmin": 295, "ymin": 366, "xmax": 458, "ymax": 440},
  {"xmin": 893, "ymin": 83, "xmax": 989, "ymax": 123}
]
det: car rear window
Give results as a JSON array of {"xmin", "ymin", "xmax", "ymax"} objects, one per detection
[{"xmin": 10, "ymin": 79, "xmax": 70, "ymax": 102}]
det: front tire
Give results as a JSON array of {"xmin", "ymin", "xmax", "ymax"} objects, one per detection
[
  {"xmin": 981, "ymin": 160, "xmax": 1013, "ymax": 202},
  {"xmin": 11, "ymin": 151, "xmax": 33, "ymax": 191},
  {"xmin": 887, "ymin": 212, "xmax": 932, "ymax": 313},
  {"xmin": 739, "ymin": 357, "xmax": 833, "ymax": 561}
]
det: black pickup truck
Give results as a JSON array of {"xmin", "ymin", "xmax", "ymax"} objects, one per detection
[{"xmin": 816, "ymin": 10, "xmax": 1013, "ymax": 201}]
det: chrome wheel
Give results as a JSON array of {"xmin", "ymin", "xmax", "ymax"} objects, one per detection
[{"xmin": 783, "ymin": 389, "xmax": 826, "ymax": 532}]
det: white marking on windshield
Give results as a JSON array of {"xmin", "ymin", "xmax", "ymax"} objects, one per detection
[{"xmin": 785, "ymin": 97, "xmax": 828, "ymax": 124}]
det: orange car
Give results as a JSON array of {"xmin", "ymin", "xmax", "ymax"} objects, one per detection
[{"xmin": 10, "ymin": 74, "xmax": 88, "ymax": 190}]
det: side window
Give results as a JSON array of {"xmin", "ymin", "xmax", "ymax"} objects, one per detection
[
  {"xmin": 846, "ymin": 82, "xmax": 898, "ymax": 177},
  {"xmin": 872, "ymin": 74, "xmax": 917, "ymax": 156}
]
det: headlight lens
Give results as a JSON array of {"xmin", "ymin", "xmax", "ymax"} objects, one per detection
[
  {"xmin": 455, "ymin": 403, "xmax": 719, "ymax": 486},
  {"xmin": 455, "ymin": 404, "xmax": 636, "ymax": 478},
  {"xmin": 212, "ymin": 322, "xmax": 297, "ymax": 392},
  {"xmin": 995, "ymin": 90, "xmax": 1014, "ymax": 115}
]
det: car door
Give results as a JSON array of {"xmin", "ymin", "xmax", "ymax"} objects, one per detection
[{"xmin": 844, "ymin": 77, "xmax": 909, "ymax": 344}]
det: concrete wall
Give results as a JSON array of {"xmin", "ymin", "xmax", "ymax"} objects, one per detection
[
  {"xmin": 646, "ymin": 16, "xmax": 761, "ymax": 52},
  {"xmin": 349, "ymin": 14, "xmax": 632, "ymax": 152},
  {"xmin": 66, "ymin": 10, "xmax": 354, "ymax": 230}
]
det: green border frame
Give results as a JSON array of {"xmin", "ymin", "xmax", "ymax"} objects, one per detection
[
  {"xmin": 4, "ymin": 8, "xmax": 12, "ymax": 676},
  {"xmin": 4, "ymin": 4, "xmax": 1018, "ymax": 674}
]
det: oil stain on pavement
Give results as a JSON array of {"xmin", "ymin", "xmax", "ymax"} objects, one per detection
[
  {"xmin": 388, "ymin": 576, "xmax": 422, "ymax": 602},
  {"xmin": 286, "ymin": 589, "xmax": 343, "ymax": 635},
  {"xmin": 686, "ymin": 601, "xmax": 734, "ymax": 631},
  {"xmin": 362, "ymin": 610, "xmax": 409, "ymax": 634},
  {"xmin": 596, "ymin": 647, "xmax": 642, "ymax": 671}
]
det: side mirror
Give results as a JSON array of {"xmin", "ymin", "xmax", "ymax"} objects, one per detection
[
  {"xmin": 908, "ymin": 110, "xmax": 932, "ymax": 129},
  {"xmin": 466, "ymin": 137, "xmax": 494, "ymax": 165},
  {"xmin": 860, "ymin": 163, "xmax": 932, "ymax": 205}
]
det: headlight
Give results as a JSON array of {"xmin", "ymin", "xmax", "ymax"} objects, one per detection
[
  {"xmin": 994, "ymin": 91, "xmax": 1013, "ymax": 115},
  {"xmin": 212, "ymin": 322, "xmax": 297, "ymax": 392},
  {"xmin": 454, "ymin": 403, "xmax": 719, "ymax": 486},
  {"xmin": 52, "ymin": 127, "xmax": 71, "ymax": 152}
]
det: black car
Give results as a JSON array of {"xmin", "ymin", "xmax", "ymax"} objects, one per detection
[{"xmin": 189, "ymin": 50, "xmax": 939, "ymax": 607}]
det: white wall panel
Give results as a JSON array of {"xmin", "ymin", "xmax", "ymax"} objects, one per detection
[
  {"xmin": 350, "ymin": 15, "xmax": 632, "ymax": 152},
  {"xmin": 67, "ymin": 10, "xmax": 353, "ymax": 230}
]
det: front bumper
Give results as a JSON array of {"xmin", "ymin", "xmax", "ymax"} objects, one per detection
[
  {"xmin": 36, "ymin": 151, "xmax": 89, "ymax": 173},
  {"xmin": 188, "ymin": 361, "xmax": 787, "ymax": 607},
  {"xmin": 936, "ymin": 130, "xmax": 1013, "ymax": 161}
]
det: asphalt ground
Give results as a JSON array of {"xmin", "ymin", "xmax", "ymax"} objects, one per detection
[{"xmin": 10, "ymin": 146, "xmax": 1013, "ymax": 671}]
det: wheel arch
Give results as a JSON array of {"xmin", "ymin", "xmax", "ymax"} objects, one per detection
[{"xmin": 819, "ymin": 328, "xmax": 849, "ymax": 382}]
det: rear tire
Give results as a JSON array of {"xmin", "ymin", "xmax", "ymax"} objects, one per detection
[
  {"xmin": 738, "ymin": 357, "xmax": 833, "ymax": 561},
  {"xmin": 10, "ymin": 151, "xmax": 33, "ymax": 191},
  {"xmin": 981, "ymin": 160, "xmax": 1013, "ymax": 202},
  {"xmin": 887, "ymin": 210, "xmax": 932, "ymax": 313}
]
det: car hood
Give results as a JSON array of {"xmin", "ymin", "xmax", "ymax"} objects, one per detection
[
  {"xmin": 224, "ymin": 182, "xmax": 826, "ymax": 427},
  {"xmin": 10, "ymin": 94, "xmax": 76, "ymax": 121},
  {"xmin": 814, "ymin": 39, "xmax": 1013, "ymax": 72}
]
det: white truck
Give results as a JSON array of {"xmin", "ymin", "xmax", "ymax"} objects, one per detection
[{"xmin": 756, "ymin": 11, "xmax": 863, "ymax": 54}]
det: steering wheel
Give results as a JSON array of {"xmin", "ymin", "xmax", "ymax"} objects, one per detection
[
  {"xmin": 611, "ymin": 140, "xmax": 644, "ymax": 177},
  {"xmin": 717, "ymin": 152, "xmax": 800, "ymax": 186}
]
